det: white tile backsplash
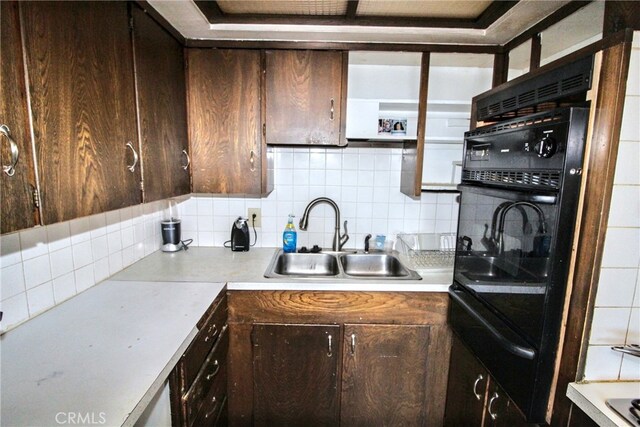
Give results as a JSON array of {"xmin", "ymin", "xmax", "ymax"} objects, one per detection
[
  {"xmin": 585, "ymin": 31, "xmax": 640, "ymax": 381},
  {"xmin": 179, "ymin": 146, "xmax": 459, "ymax": 252},
  {"xmin": 0, "ymin": 198, "xmax": 168, "ymax": 333}
]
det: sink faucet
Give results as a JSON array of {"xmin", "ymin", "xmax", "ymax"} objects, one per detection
[
  {"xmin": 299, "ymin": 197, "xmax": 349, "ymax": 251},
  {"xmin": 364, "ymin": 234, "xmax": 372, "ymax": 253}
]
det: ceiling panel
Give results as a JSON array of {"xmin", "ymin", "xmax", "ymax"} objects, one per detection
[
  {"xmin": 356, "ymin": 0, "xmax": 493, "ymax": 19},
  {"xmin": 217, "ymin": 0, "xmax": 348, "ymax": 15}
]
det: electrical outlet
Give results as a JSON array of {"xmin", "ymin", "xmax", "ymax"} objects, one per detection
[{"xmin": 248, "ymin": 208, "xmax": 261, "ymax": 228}]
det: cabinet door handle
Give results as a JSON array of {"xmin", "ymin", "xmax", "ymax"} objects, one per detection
[
  {"xmin": 487, "ymin": 391, "xmax": 499, "ymax": 420},
  {"xmin": 203, "ymin": 396, "xmax": 219, "ymax": 419},
  {"xmin": 126, "ymin": 142, "xmax": 138, "ymax": 173},
  {"xmin": 329, "ymin": 98, "xmax": 335, "ymax": 121},
  {"xmin": 206, "ymin": 360, "xmax": 220, "ymax": 381},
  {"xmin": 181, "ymin": 149, "xmax": 190, "ymax": 171},
  {"xmin": 327, "ymin": 334, "xmax": 333, "ymax": 357},
  {"xmin": 249, "ymin": 149, "xmax": 256, "ymax": 172},
  {"xmin": 472, "ymin": 374, "xmax": 484, "ymax": 400},
  {"xmin": 1, "ymin": 125, "xmax": 19, "ymax": 177},
  {"xmin": 350, "ymin": 333, "xmax": 356, "ymax": 355}
]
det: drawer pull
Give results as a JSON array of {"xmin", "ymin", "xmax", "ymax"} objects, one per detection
[
  {"xmin": 206, "ymin": 360, "xmax": 220, "ymax": 381},
  {"xmin": 204, "ymin": 396, "xmax": 219, "ymax": 419},
  {"xmin": 205, "ymin": 324, "xmax": 218, "ymax": 342},
  {"xmin": 472, "ymin": 374, "xmax": 484, "ymax": 400}
]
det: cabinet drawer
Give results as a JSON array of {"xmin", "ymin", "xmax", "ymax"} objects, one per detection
[
  {"xmin": 191, "ymin": 369, "xmax": 227, "ymax": 426},
  {"xmin": 180, "ymin": 294, "xmax": 227, "ymax": 391},
  {"xmin": 183, "ymin": 325, "xmax": 229, "ymax": 426}
]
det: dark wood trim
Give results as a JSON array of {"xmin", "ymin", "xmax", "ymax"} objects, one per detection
[
  {"xmin": 492, "ymin": 52, "xmax": 509, "ymax": 88},
  {"xmin": 475, "ymin": 1, "xmax": 518, "ymax": 28},
  {"xmin": 134, "ymin": 1, "xmax": 185, "ymax": 44},
  {"xmin": 194, "ymin": 0, "xmax": 224, "ymax": 19},
  {"xmin": 194, "ymin": 1, "xmax": 517, "ymax": 29},
  {"xmin": 184, "ymin": 38, "xmax": 502, "ymax": 54},
  {"xmin": 504, "ymin": 1, "xmax": 592, "ymax": 52},
  {"xmin": 474, "ymin": 29, "xmax": 633, "ymax": 107},
  {"xmin": 530, "ymin": 33, "xmax": 541, "ymax": 71},
  {"xmin": 339, "ymin": 51, "xmax": 349, "ymax": 146},
  {"xmin": 345, "ymin": 0, "xmax": 359, "ymax": 19},
  {"xmin": 603, "ymin": 0, "xmax": 640, "ymax": 35},
  {"xmin": 550, "ymin": 40, "xmax": 632, "ymax": 427}
]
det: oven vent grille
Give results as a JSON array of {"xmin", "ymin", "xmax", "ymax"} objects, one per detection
[
  {"xmin": 466, "ymin": 111, "xmax": 563, "ymax": 137},
  {"xmin": 475, "ymin": 56, "xmax": 593, "ymax": 121},
  {"xmin": 462, "ymin": 169, "xmax": 561, "ymax": 189}
]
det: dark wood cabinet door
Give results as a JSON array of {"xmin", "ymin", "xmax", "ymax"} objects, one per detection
[
  {"xmin": 483, "ymin": 379, "xmax": 531, "ymax": 427},
  {"xmin": 444, "ymin": 336, "xmax": 489, "ymax": 427},
  {"xmin": 21, "ymin": 1, "xmax": 141, "ymax": 224},
  {"xmin": 252, "ymin": 323, "xmax": 341, "ymax": 426},
  {"xmin": 1, "ymin": 1, "xmax": 38, "ymax": 234},
  {"xmin": 186, "ymin": 49, "xmax": 265, "ymax": 194},
  {"xmin": 265, "ymin": 50, "xmax": 346, "ymax": 146},
  {"xmin": 341, "ymin": 324, "xmax": 431, "ymax": 426},
  {"xmin": 132, "ymin": 5, "xmax": 190, "ymax": 202}
]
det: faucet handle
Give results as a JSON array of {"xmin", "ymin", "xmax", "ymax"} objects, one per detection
[{"xmin": 339, "ymin": 220, "xmax": 349, "ymax": 249}]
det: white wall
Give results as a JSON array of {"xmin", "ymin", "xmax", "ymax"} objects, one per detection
[
  {"xmin": 583, "ymin": 32, "xmax": 640, "ymax": 381},
  {"xmin": 182, "ymin": 146, "xmax": 459, "ymax": 250}
]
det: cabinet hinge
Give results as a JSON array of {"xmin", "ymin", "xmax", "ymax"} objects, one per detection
[
  {"xmin": 140, "ymin": 180, "xmax": 144, "ymax": 191},
  {"xmin": 262, "ymin": 123, "xmax": 266, "ymax": 137},
  {"xmin": 129, "ymin": 16, "xmax": 135, "ymax": 32},
  {"xmin": 32, "ymin": 188, "xmax": 41, "ymax": 209}
]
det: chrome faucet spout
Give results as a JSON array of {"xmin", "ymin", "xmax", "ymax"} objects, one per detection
[{"xmin": 299, "ymin": 197, "xmax": 349, "ymax": 251}]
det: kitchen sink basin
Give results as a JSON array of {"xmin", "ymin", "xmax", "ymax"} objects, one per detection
[
  {"xmin": 339, "ymin": 253, "xmax": 412, "ymax": 278},
  {"xmin": 264, "ymin": 250, "xmax": 422, "ymax": 280},
  {"xmin": 272, "ymin": 252, "xmax": 340, "ymax": 276}
]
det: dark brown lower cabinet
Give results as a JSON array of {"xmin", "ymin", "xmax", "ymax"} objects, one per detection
[
  {"xmin": 341, "ymin": 324, "xmax": 431, "ymax": 425},
  {"xmin": 227, "ymin": 291, "xmax": 452, "ymax": 427},
  {"xmin": 444, "ymin": 336, "xmax": 532, "ymax": 427},
  {"xmin": 170, "ymin": 292, "xmax": 228, "ymax": 427},
  {"xmin": 252, "ymin": 323, "xmax": 341, "ymax": 426}
]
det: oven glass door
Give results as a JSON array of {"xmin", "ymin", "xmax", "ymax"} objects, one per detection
[{"xmin": 454, "ymin": 184, "xmax": 558, "ymax": 346}]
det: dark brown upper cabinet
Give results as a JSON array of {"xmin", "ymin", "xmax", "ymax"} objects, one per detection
[
  {"xmin": 265, "ymin": 50, "xmax": 347, "ymax": 146},
  {"xmin": 131, "ymin": 5, "xmax": 190, "ymax": 203},
  {"xmin": 340, "ymin": 324, "xmax": 431, "ymax": 425},
  {"xmin": 252, "ymin": 323, "xmax": 341, "ymax": 426},
  {"xmin": 21, "ymin": 1, "xmax": 141, "ymax": 224},
  {"xmin": 1, "ymin": 1, "xmax": 39, "ymax": 234},
  {"xmin": 186, "ymin": 49, "xmax": 272, "ymax": 195}
]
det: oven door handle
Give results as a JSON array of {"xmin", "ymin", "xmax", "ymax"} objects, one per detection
[
  {"xmin": 457, "ymin": 184, "xmax": 557, "ymax": 204},
  {"xmin": 449, "ymin": 287, "xmax": 537, "ymax": 360}
]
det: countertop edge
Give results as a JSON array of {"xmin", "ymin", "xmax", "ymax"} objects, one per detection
[{"xmin": 567, "ymin": 381, "xmax": 640, "ymax": 427}]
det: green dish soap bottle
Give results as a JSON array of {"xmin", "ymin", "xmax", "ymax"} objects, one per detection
[{"xmin": 283, "ymin": 214, "xmax": 297, "ymax": 253}]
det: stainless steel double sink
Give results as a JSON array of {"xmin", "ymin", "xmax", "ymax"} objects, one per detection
[{"xmin": 264, "ymin": 249, "xmax": 422, "ymax": 280}]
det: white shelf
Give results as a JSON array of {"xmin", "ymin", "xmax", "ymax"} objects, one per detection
[
  {"xmin": 421, "ymin": 183, "xmax": 460, "ymax": 191},
  {"xmin": 424, "ymin": 136, "xmax": 463, "ymax": 144},
  {"xmin": 427, "ymin": 100, "xmax": 472, "ymax": 113}
]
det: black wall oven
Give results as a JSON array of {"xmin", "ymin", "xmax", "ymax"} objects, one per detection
[{"xmin": 449, "ymin": 107, "xmax": 589, "ymax": 422}]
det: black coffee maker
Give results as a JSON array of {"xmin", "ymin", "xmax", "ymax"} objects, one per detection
[{"xmin": 231, "ymin": 217, "xmax": 250, "ymax": 251}]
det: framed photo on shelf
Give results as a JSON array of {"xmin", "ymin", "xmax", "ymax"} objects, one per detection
[{"xmin": 378, "ymin": 118, "xmax": 407, "ymax": 136}]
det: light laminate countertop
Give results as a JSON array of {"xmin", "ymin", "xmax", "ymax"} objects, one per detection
[
  {"xmin": 567, "ymin": 381, "xmax": 640, "ymax": 426},
  {"xmin": 2, "ymin": 246, "xmax": 452, "ymax": 427},
  {"xmin": 111, "ymin": 247, "xmax": 453, "ymax": 292},
  {"xmin": 1, "ymin": 280, "xmax": 225, "ymax": 427}
]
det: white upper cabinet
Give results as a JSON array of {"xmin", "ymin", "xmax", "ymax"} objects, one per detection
[
  {"xmin": 422, "ymin": 53, "xmax": 493, "ymax": 189},
  {"xmin": 346, "ymin": 52, "xmax": 422, "ymax": 140}
]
